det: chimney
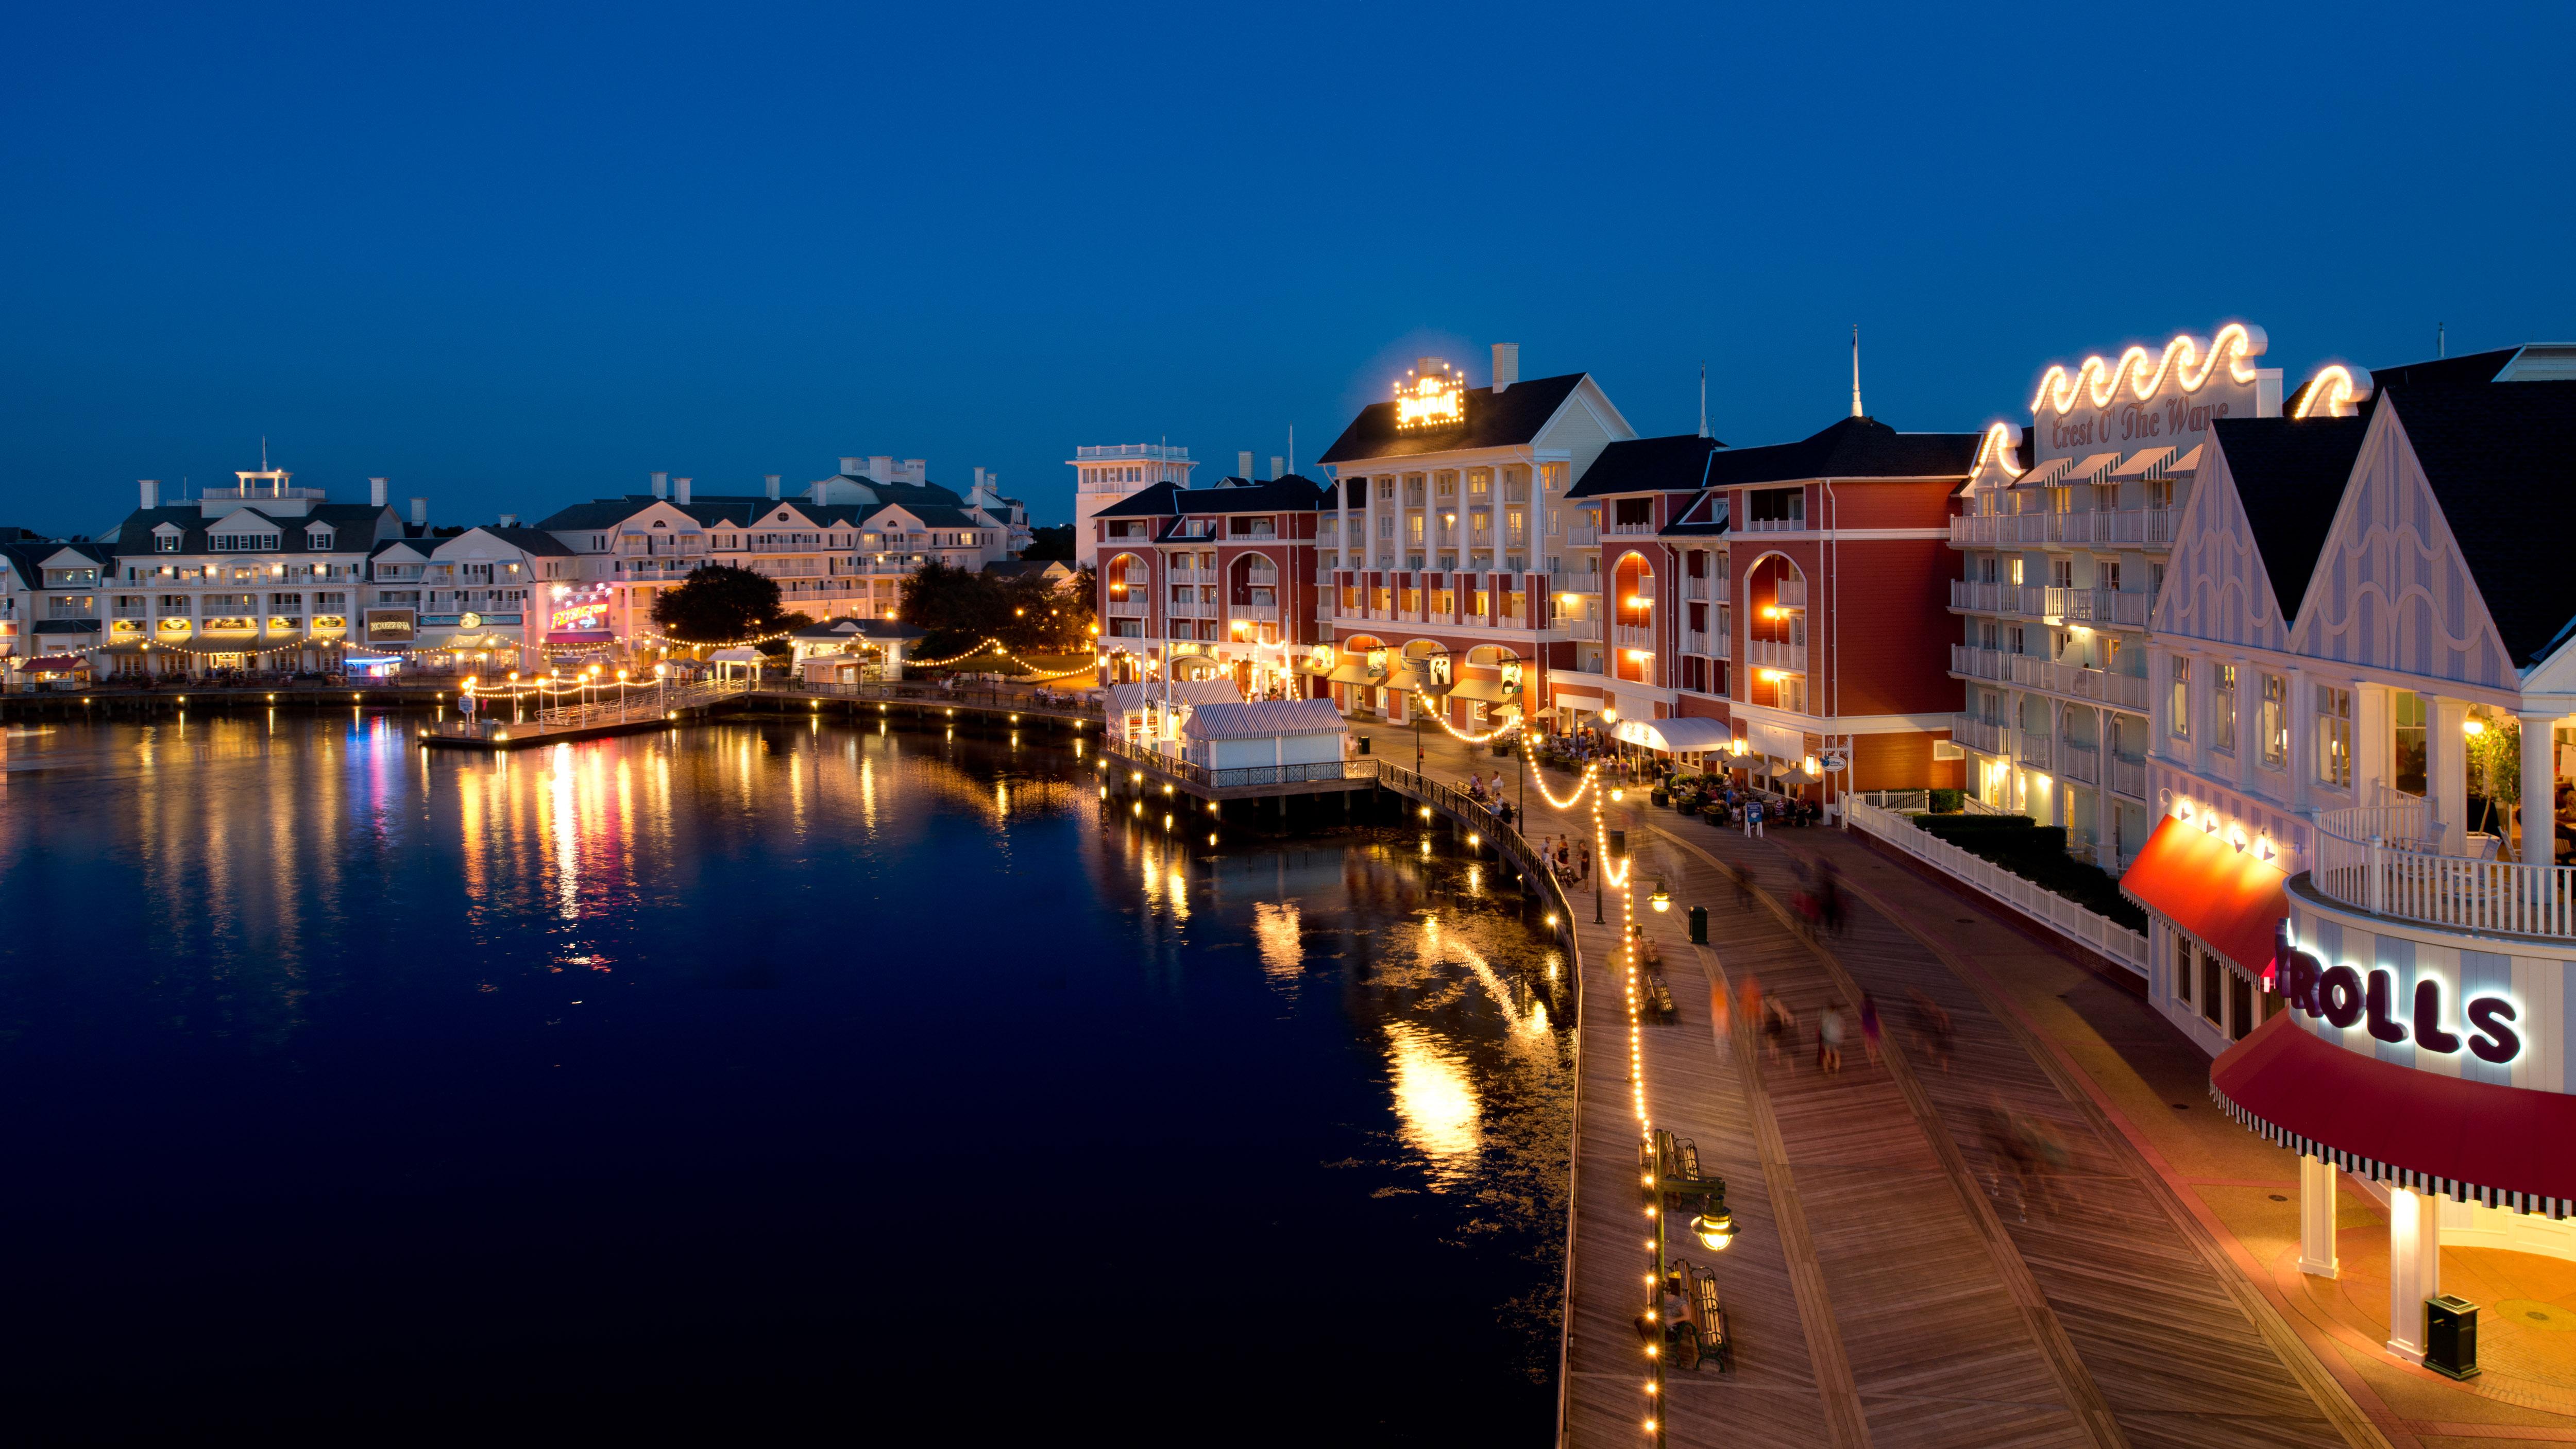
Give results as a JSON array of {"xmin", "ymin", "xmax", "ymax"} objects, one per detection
[
  {"xmin": 674, "ymin": 476, "xmax": 692, "ymax": 505},
  {"xmin": 869, "ymin": 455, "xmax": 893, "ymax": 482},
  {"xmin": 838, "ymin": 456, "xmax": 862, "ymax": 476},
  {"xmin": 139, "ymin": 479, "xmax": 159, "ymax": 510},
  {"xmin": 1238, "ymin": 450, "xmax": 1253, "ymax": 480},
  {"xmin": 1270, "ymin": 455, "xmax": 1284, "ymax": 481},
  {"xmin": 811, "ymin": 480, "xmax": 828, "ymax": 505},
  {"xmin": 651, "ymin": 471, "xmax": 669, "ymax": 499},
  {"xmin": 499, "ymin": 514, "xmax": 517, "ymax": 528},
  {"xmin": 369, "ymin": 476, "xmax": 388, "ymax": 507},
  {"xmin": 1492, "ymin": 343, "xmax": 1519, "ymax": 393},
  {"xmin": 765, "ymin": 473, "xmax": 781, "ymax": 500},
  {"xmin": 410, "ymin": 497, "xmax": 428, "ymax": 527}
]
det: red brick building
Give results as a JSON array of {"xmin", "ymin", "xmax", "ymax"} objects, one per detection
[
  {"xmin": 1090, "ymin": 472, "xmax": 1328, "ymax": 696},
  {"xmin": 1563, "ymin": 414, "xmax": 1977, "ymax": 803}
]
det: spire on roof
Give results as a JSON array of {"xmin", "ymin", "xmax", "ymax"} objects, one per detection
[
  {"xmin": 1850, "ymin": 327, "xmax": 1863, "ymax": 419},
  {"xmin": 1699, "ymin": 362, "xmax": 1709, "ymax": 439}
]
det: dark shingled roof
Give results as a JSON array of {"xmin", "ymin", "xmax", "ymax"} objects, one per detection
[
  {"xmin": 1572, "ymin": 416, "xmax": 1978, "ymax": 499},
  {"xmin": 2381, "ymin": 380, "xmax": 2576, "ymax": 666},
  {"xmin": 103, "ymin": 503, "xmax": 400, "ymax": 559},
  {"xmin": 477, "ymin": 525, "xmax": 579, "ymax": 557},
  {"xmin": 2210, "ymin": 409, "xmax": 2372, "ymax": 621},
  {"xmin": 1316, "ymin": 374, "xmax": 1589, "ymax": 465},
  {"xmin": 1092, "ymin": 477, "xmax": 1329, "ymax": 518},
  {"xmin": 1563, "ymin": 434, "xmax": 1726, "ymax": 498}
]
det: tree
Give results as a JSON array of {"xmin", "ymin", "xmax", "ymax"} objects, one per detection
[
  {"xmin": 1023, "ymin": 524, "xmax": 1075, "ymax": 561},
  {"xmin": 651, "ymin": 565, "xmax": 789, "ymax": 643}
]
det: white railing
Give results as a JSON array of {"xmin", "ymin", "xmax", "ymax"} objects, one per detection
[
  {"xmin": 1847, "ymin": 793, "xmax": 2148, "ymax": 976},
  {"xmin": 1684, "ymin": 629, "xmax": 1708, "ymax": 656},
  {"xmin": 2110, "ymin": 754, "xmax": 2148, "ymax": 800},
  {"xmin": 1610, "ymin": 623, "xmax": 1654, "ymax": 652},
  {"xmin": 1682, "ymin": 576, "xmax": 1709, "ymax": 601},
  {"xmin": 1952, "ymin": 714, "xmax": 2014, "ymax": 756},
  {"xmin": 1948, "ymin": 509, "xmax": 2177, "ymax": 549},
  {"xmin": 1567, "ymin": 524, "xmax": 1600, "ymax": 547},
  {"xmin": 1948, "ymin": 579, "xmax": 2049, "ymax": 616},
  {"xmin": 1559, "ymin": 618, "xmax": 1601, "ymax": 642},
  {"xmin": 1606, "ymin": 520, "xmax": 1656, "ymax": 536},
  {"xmin": 2018, "ymin": 732, "xmax": 2053, "ymax": 771},
  {"xmin": 2009, "ymin": 654, "xmax": 2150, "ymax": 711},
  {"xmin": 2063, "ymin": 588, "xmax": 2152, "ymax": 628},
  {"xmin": 1704, "ymin": 632, "xmax": 1729, "ymax": 660},
  {"xmin": 1773, "ymin": 578, "xmax": 1807, "ymax": 608},
  {"xmin": 1231, "ymin": 603, "xmax": 1279, "ymax": 624},
  {"xmin": 1105, "ymin": 596, "xmax": 1146, "ymax": 618},
  {"xmin": 1951, "ymin": 643, "xmax": 2010, "ymax": 681},
  {"xmin": 1737, "ymin": 516, "xmax": 1806, "ymax": 534},
  {"xmin": 1746, "ymin": 637, "xmax": 1803, "ymax": 671},
  {"xmin": 2060, "ymin": 739, "xmax": 2099, "ymax": 786},
  {"xmin": 2311, "ymin": 804, "xmax": 2576, "ymax": 939}
]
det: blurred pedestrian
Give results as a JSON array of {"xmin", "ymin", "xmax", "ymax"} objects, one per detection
[
  {"xmin": 1909, "ymin": 987, "xmax": 1953, "ymax": 1072},
  {"xmin": 1818, "ymin": 1005, "xmax": 1845, "ymax": 1073},
  {"xmin": 1858, "ymin": 991, "xmax": 1882, "ymax": 1067}
]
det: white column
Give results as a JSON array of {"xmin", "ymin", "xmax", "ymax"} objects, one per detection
[
  {"xmin": 2519, "ymin": 710, "xmax": 2561, "ymax": 863},
  {"xmin": 2387, "ymin": 1185, "xmax": 2442, "ymax": 1362},
  {"xmin": 2298, "ymin": 1154, "xmax": 2340, "ymax": 1278},
  {"xmin": 2429, "ymin": 694, "xmax": 2470, "ymax": 851}
]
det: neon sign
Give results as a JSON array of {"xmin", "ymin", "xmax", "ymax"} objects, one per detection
[
  {"xmin": 1393, "ymin": 364, "xmax": 1466, "ymax": 431},
  {"xmin": 551, "ymin": 599, "xmax": 609, "ymax": 635},
  {"xmin": 2278, "ymin": 948, "xmax": 2521, "ymax": 1065}
]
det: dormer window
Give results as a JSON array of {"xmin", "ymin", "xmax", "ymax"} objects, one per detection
[
  {"xmin": 306, "ymin": 526, "xmax": 334, "ymax": 550},
  {"xmin": 155, "ymin": 534, "xmax": 179, "ymax": 553}
]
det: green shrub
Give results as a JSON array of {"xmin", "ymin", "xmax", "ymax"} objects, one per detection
[{"xmin": 1928, "ymin": 788, "xmax": 1964, "ymax": 813}]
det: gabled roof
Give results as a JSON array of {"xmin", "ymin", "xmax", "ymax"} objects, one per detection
[
  {"xmin": 1565, "ymin": 434, "xmax": 1726, "ymax": 499},
  {"xmin": 0, "ymin": 539, "xmax": 107, "ymax": 580},
  {"xmin": 791, "ymin": 616, "xmax": 926, "ymax": 641},
  {"xmin": 2379, "ymin": 380, "xmax": 2576, "ymax": 666},
  {"xmin": 1092, "ymin": 478, "xmax": 1329, "ymax": 518},
  {"xmin": 2209, "ymin": 408, "xmax": 2373, "ymax": 621},
  {"xmin": 103, "ymin": 503, "xmax": 395, "ymax": 560},
  {"xmin": 466, "ymin": 526, "xmax": 579, "ymax": 558},
  {"xmin": 1316, "ymin": 373, "xmax": 1590, "ymax": 464}
]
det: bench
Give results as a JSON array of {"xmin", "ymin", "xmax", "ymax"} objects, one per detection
[
  {"xmin": 1643, "ymin": 971, "xmax": 1677, "ymax": 1024},
  {"xmin": 1662, "ymin": 1258, "xmax": 1732, "ymax": 1372}
]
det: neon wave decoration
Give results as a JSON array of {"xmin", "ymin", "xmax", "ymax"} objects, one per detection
[
  {"xmin": 1974, "ymin": 421, "xmax": 2025, "ymax": 479},
  {"xmin": 2029, "ymin": 322, "xmax": 2268, "ymax": 416},
  {"xmin": 2292, "ymin": 365, "xmax": 2371, "ymax": 420}
]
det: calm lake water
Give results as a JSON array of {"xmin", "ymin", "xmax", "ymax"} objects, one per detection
[{"xmin": 0, "ymin": 710, "xmax": 1571, "ymax": 1444}]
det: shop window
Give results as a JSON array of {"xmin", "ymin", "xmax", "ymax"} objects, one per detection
[
  {"xmin": 2392, "ymin": 690, "xmax": 2427, "ymax": 796},
  {"xmin": 2174, "ymin": 934, "xmax": 2194, "ymax": 1007},
  {"xmin": 2200, "ymin": 952, "xmax": 2223, "ymax": 1026},
  {"xmin": 2316, "ymin": 686, "xmax": 2352, "ymax": 786}
]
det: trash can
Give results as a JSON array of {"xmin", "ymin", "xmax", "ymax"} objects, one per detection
[
  {"xmin": 1609, "ymin": 829, "xmax": 1627, "ymax": 859},
  {"xmin": 1688, "ymin": 905, "xmax": 1708, "ymax": 945},
  {"xmin": 2425, "ymin": 1295, "xmax": 2480, "ymax": 1379},
  {"xmin": 1355, "ymin": 735, "xmax": 1371, "ymax": 755}
]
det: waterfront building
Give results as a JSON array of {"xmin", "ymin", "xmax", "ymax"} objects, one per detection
[
  {"xmin": 0, "ymin": 532, "xmax": 112, "ymax": 685},
  {"xmin": 1090, "ymin": 468, "xmax": 1327, "ymax": 697},
  {"xmin": 2122, "ymin": 343, "xmax": 2576, "ymax": 1362},
  {"xmin": 529, "ymin": 459, "xmax": 1020, "ymax": 652},
  {"xmin": 1104, "ymin": 676, "xmax": 1241, "ymax": 749},
  {"xmin": 94, "ymin": 469, "xmax": 417, "ymax": 679},
  {"xmin": 1178, "ymin": 698, "xmax": 1348, "ymax": 773},
  {"xmin": 790, "ymin": 616, "xmax": 925, "ymax": 681},
  {"xmin": 1312, "ymin": 345, "xmax": 1628, "ymax": 729},
  {"xmin": 1069, "ymin": 444, "xmax": 1196, "ymax": 568},
  {"xmin": 1952, "ymin": 324, "xmax": 2284, "ymax": 867},
  {"xmin": 1564, "ymin": 414, "xmax": 1979, "ymax": 798}
]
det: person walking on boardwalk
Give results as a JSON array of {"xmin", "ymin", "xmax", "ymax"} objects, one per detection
[
  {"xmin": 1908, "ymin": 987, "xmax": 1953, "ymax": 1072},
  {"xmin": 1762, "ymin": 997, "xmax": 1794, "ymax": 1067},
  {"xmin": 1858, "ymin": 991, "xmax": 1883, "ymax": 1067},
  {"xmin": 1817, "ymin": 1005, "xmax": 1845, "ymax": 1073}
]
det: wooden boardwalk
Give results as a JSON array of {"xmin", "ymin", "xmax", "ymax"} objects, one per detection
[{"xmin": 1453, "ymin": 743, "xmax": 2389, "ymax": 1449}]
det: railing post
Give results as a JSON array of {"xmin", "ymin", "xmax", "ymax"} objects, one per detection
[{"xmin": 2367, "ymin": 836, "xmax": 2385, "ymax": 915}]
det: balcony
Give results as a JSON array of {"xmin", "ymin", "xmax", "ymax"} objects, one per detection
[
  {"xmin": 1772, "ymin": 578, "xmax": 1807, "ymax": 608},
  {"xmin": 1947, "ymin": 507, "xmax": 2179, "ymax": 549},
  {"xmin": 1681, "ymin": 576, "xmax": 1709, "ymax": 601},
  {"xmin": 1606, "ymin": 519, "xmax": 1656, "ymax": 537},
  {"xmin": 2110, "ymin": 754, "xmax": 2148, "ymax": 801},
  {"xmin": 1950, "ymin": 643, "xmax": 2011, "ymax": 681},
  {"xmin": 1557, "ymin": 618, "xmax": 1601, "ymax": 642},
  {"xmin": 2312, "ymin": 803, "xmax": 2576, "ymax": 940},
  {"xmin": 1567, "ymin": 524, "xmax": 1600, "ymax": 548},
  {"xmin": 1745, "ymin": 637, "xmax": 1804, "ymax": 672},
  {"xmin": 1610, "ymin": 623, "xmax": 1654, "ymax": 653},
  {"xmin": 1737, "ymin": 516, "xmax": 1806, "ymax": 534},
  {"xmin": 2016, "ymin": 732, "xmax": 2053, "ymax": 772},
  {"xmin": 2060, "ymin": 588, "xmax": 2152, "ymax": 629},
  {"xmin": 2008, "ymin": 654, "xmax": 2150, "ymax": 711},
  {"xmin": 1947, "ymin": 579, "xmax": 2052, "ymax": 616},
  {"xmin": 1231, "ymin": 603, "xmax": 1279, "ymax": 624},
  {"xmin": 1952, "ymin": 713, "xmax": 2014, "ymax": 756},
  {"xmin": 1106, "ymin": 596, "xmax": 1147, "ymax": 619},
  {"xmin": 2059, "ymin": 739, "xmax": 2099, "ymax": 786}
]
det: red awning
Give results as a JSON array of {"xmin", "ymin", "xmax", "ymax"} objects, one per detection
[
  {"xmin": 23, "ymin": 655, "xmax": 86, "ymax": 671},
  {"xmin": 2213, "ymin": 1012, "xmax": 2576, "ymax": 1217},
  {"xmin": 2119, "ymin": 814, "xmax": 2287, "ymax": 978}
]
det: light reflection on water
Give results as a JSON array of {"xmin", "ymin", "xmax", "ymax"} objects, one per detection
[{"xmin": 0, "ymin": 712, "xmax": 1572, "ymax": 1438}]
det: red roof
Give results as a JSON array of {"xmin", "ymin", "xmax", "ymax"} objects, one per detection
[
  {"xmin": 22, "ymin": 655, "xmax": 86, "ymax": 671},
  {"xmin": 2213, "ymin": 1012, "xmax": 2576, "ymax": 1217},
  {"xmin": 2119, "ymin": 814, "xmax": 2286, "ymax": 978}
]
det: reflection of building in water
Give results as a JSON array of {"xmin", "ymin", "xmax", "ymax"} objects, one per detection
[{"xmin": 1253, "ymin": 901, "xmax": 1302, "ymax": 988}]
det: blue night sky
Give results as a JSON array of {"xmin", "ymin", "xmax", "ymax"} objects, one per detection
[{"xmin": 3, "ymin": 2, "xmax": 2569, "ymax": 537}]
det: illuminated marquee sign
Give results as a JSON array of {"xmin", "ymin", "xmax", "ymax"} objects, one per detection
[
  {"xmin": 1392, "ymin": 362, "xmax": 1467, "ymax": 431},
  {"xmin": 2026, "ymin": 322, "xmax": 2277, "ymax": 466},
  {"xmin": 550, "ymin": 599, "xmax": 609, "ymax": 635},
  {"xmin": 2278, "ymin": 945, "xmax": 2522, "ymax": 1065}
]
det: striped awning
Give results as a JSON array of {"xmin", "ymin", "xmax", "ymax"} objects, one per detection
[
  {"xmin": 2168, "ymin": 444, "xmax": 2204, "ymax": 475},
  {"xmin": 2110, "ymin": 446, "xmax": 2175, "ymax": 479},
  {"xmin": 2066, "ymin": 451, "xmax": 2121, "ymax": 484},
  {"xmin": 2212, "ymin": 1013, "xmax": 2576, "ymax": 1219}
]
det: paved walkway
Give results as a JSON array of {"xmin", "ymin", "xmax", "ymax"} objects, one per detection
[{"xmin": 1360, "ymin": 726, "xmax": 2576, "ymax": 1449}]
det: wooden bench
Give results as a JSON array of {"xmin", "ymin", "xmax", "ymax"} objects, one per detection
[
  {"xmin": 1643, "ymin": 971, "xmax": 1677, "ymax": 1024},
  {"xmin": 1652, "ymin": 1130, "xmax": 1722, "ymax": 1195},
  {"xmin": 1663, "ymin": 1258, "xmax": 1733, "ymax": 1373}
]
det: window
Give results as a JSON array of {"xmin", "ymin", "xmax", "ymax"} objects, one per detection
[
  {"xmin": 2047, "ymin": 485, "xmax": 2073, "ymax": 515},
  {"xmin": 1978, "ymin": 555, "xmax": 1998, "ymax": 584},
  {"xmin": 158, "ymin": 594, "xmax": 191, "ymax": 613},
  {"xmin": 2150, "ymin": 561, "xmax": 2166, "ymax": 599},
  {"xmin": 2049, "ymin": 557, "xmax": 2074, "ymax": 590},
  {"xmin": 2315, "ymin": 685, "xmax": 2352, "ymax": 787},
  {"xmin": 2099, "ymin": 559, "xmax": 2121, "ymax": 592},
  {"xmin": 1375, "ymin": 479, "xmax": 1394, "ymax": 501},
  {"xmin": 2260, "ymin": 674, "xmax": 2288, "ymax": 768},
  {"xmin": 2201, "ymin": 952, "xmax": 2224, "ymax": 1026},
  {"xmin": 2229, "ymin": 972, "xmax": 2254, "ymax": 1041},
  {"xmin": 155, "ymin": 534, "xmax": 179, "ymax": 553},
  {"xmin": 2212, "ymin": 664, "xmax": 2237, "ymax": 754},
  {"xmin": 2392, "ymin": 690, "xmax": 2427, "ymax": 796},
  {"xmin": 1747, "ymin": 487, "xmax": 1803, "ymax": 525},
  {"xmin": 209, "ymin": 532, "xmax": 281, "ymax": 552},
  {"xmin": 2174, "ymin": 936, "xmax": 2195, "ymax": 1007},
  {"xmin": 2168, "ymin": 657, "xmax": 2191, "ymax": 739},
  {"xmin": 2009, "ymin": 557, "xmax": 2025, "ymax": 587}
]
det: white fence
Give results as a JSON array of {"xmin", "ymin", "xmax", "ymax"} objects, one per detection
[
  {"xmin": 2312, "ymin": 804, "xmax": 2576, "ymax": 940},
  {"xmin": 1845, "ymin": 792, "xmax": 2149, "ymax": 977}
]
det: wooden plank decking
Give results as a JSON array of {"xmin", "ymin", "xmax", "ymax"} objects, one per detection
[{"xmin": 1508, "ymin": 768, "xmax": 2386, "ymax": 1449}]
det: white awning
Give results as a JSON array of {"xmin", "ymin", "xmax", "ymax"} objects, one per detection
[
  {"xmin": 1611, "ymin": 716, "xmax": 1736, "ymax": 754},
  {"xmin": 2168, "ymin": 443, "xmax": 2205, "ymax": 475},
  {"xmin": 2110, "ymin": 446, "xmax": 2176, "ymax": 479},
  {"xmin": 2067, "ymin": 451, "xmax": 2121, "ymax": 483}
]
